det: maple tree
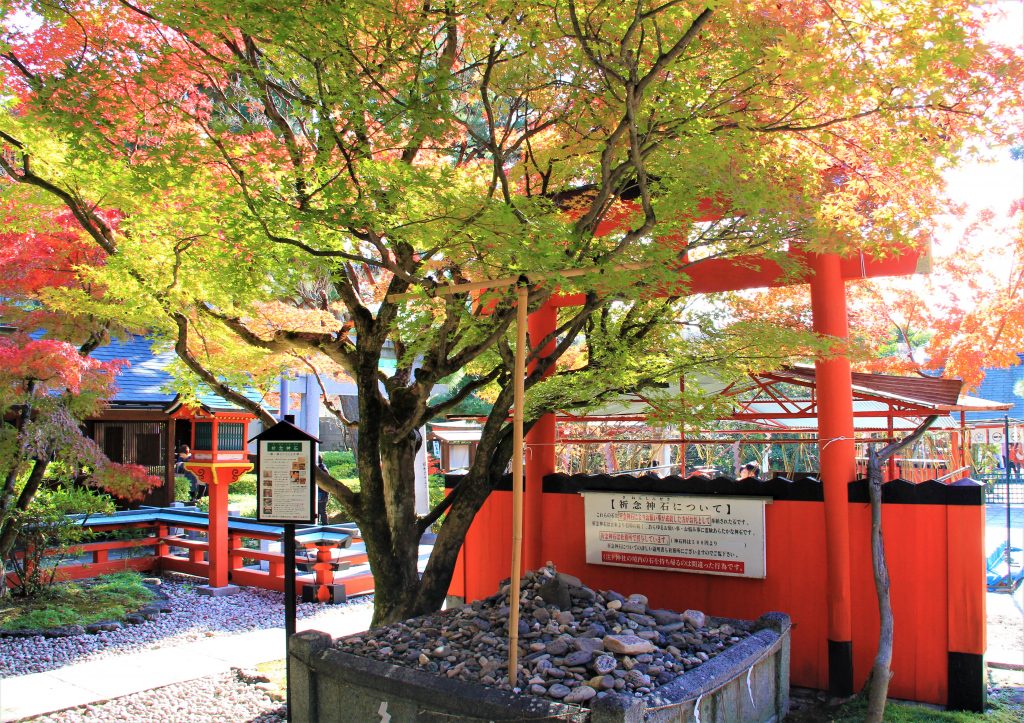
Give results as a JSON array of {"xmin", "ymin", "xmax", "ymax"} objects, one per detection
[
  {"xmin": 0, "ymin": 205, "xmax": 161, "ymax": 567},
  {"xmin": 727, "ymin": 199, "xmax": 1024, "ymax": 389},
  {"xmin": 0, "ymin": 334, "xmax": 162, "ymax": 567},
  {"xmin": 1, "ymin": 0, "xmax": 1021, "ymax": 626}
]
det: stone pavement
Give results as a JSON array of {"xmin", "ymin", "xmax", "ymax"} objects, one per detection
[
  {"xmin": 985, "ymin": 503, "xmax": 1024, "ymax": 671},
  {"xmin": 0, "ymin": 606, "xmax": 373, "ymax": 722}
]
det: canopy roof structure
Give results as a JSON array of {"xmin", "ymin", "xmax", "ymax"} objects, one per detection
[
  {"xmin": 558, "ymin": 366, "xmax": 1012, "ymax": 436},
  {"xmin": 429, "ymin": 420, "xmax": 484, "ymax": 443},
  {"xmin": 723, "ymin": 366, "xmax": 1010, "ymax": 433}
]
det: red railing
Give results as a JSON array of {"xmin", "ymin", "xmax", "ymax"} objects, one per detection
[{"xmin": 4, "ymin": 511, "xmax": 374, "ymax": 600}]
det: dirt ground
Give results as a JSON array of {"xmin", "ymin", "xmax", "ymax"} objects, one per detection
[{"xmin": 986, "ymin": 585, "xmax": 1024, "ymax": 717}]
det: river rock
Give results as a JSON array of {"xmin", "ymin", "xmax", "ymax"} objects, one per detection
[
  {"xmin": 545, "ymin": 638, "xmax": 569, "ymax": 656},
  {"xmin": 592, "ymin": 654, "xmax": 617, "ymax": 675},
  {"xmin": 547, "ymin": 683, "xmax": 572, "ymax": 699},
  {"xmin": 626, "ymin": 613, "xmax": 656, "ymax": 627},
  {"xmin": 555, "ymin": 610, "xmax": 575, "ymax": 626},
  {"xmin": 651, "ymin": 608, "xmax": 682, "ymax": 626},
  {"xmin": 330, "ymin": 564, "xmax": 750, "ymax": 708},
  {"xmin": 575, "ymin": 636, "xmax": 604, "ymax": 654},
  {"xmin": 563, "ymin": 685, "xmax": 597, "ymax": 703},
  {"xmin": 682, "ymin": 609, "xmax": 706, "ymax": 628},
  {"xmin": 538, "ymin": 577, "xmax": 571, "ymax": 609},
  {"xmin": 627, "ymin": 593, "xmax": 648, "ymax": 606},
  {"xmin": 620, "ymin": 599, "xmax": 647, "ymax": 615},
  {"xmin": 563, "ymin": 650, "xmax": 592, "ymax": 666},
  {"xmin": 625, "ymin": 669, "xmax": 651, "ymax": 688},
  {"xmin": 603, "ymin": 634, "xmax": 655, "ymax": 656}
]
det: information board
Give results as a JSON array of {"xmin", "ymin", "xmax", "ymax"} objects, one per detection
[
  {"xmin": 583, "ymin": 492, "xmax": 767, "ymax": 578},
  {"xmin": 257, "ymin": 439, "xmax": 315, "ymax": 523}
]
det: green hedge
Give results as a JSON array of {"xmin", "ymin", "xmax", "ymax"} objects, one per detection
[
  {"xmin": 322, "ymin": 450, "xmax": 357, "ymax": 479},
  {"xmin": 231, "ymin": 473, "xmax": 257, "ymax": 495}
]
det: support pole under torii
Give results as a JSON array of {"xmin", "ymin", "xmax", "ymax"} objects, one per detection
[
  {"xmin": 810, "ymin": 253, "xmax": 856, "ymax": 697},
  {"xmin": 524, "ymin": 299, "xmax": 558, "ymax": 570}
]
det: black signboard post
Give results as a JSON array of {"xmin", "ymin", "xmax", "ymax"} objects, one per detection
[{"xmin": 251, "ymin": 416, "xmax": 318, "ymax": 722}]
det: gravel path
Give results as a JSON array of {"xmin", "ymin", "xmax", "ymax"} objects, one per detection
[
  {"xmin": 1, "ymin": 573, "xmax": 373, "ymax": 678},
  {"xmin": 27, "ymin": 670, "xmax": 287, "ymax": 723}
]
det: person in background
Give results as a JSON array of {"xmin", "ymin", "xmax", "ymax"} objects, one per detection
[
  {"xmin": 737, "ymin": 461, "xmax": 761, "ymax": 480},
  {"xmin": 176, "ymin": 444, "xmax": 203, "ymax": 504},
  {"xmin": 316, "ymin": 454, "xmax": 330, "ymax": 525},
  {"xmin": 1009, "ymin": 441, "xmax": 1024, "ymax": 481}
]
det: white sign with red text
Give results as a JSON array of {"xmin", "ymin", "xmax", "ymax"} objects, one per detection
[{"xmin": 583, "ymin": 492, "xmax": 767, "ymax": 578}]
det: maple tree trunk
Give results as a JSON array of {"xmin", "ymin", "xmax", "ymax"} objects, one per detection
[
  {"xmin": 355, "ymin": 397, "xmax": 423, "ymax": 626},
  {"xmin": 362, "ymin": 429, "xmax": 509, "ymax": 626},
  {"xmin": 862, "ymin": 416, "xmax": 937, "ymax": 721},
  {"xmin": 865, "ymin": 445, "xmax": 893, "ymax": 722},
  {"xmin": 0, "ymin": 457, "xmax": 50, "ymax": 574}
]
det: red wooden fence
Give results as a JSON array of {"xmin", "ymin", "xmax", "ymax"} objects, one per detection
[{"xmin": 449, "ymin": 473, "xmax": 986, "ymax": 709}]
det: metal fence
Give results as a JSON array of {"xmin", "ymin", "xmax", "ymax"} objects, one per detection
[{"xmin": 975, "ymin": 472, "xmax": 1024, "ymax": 505}]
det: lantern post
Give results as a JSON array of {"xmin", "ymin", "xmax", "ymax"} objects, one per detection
[{"xmin": 181, "ymin": 408, "xmax": 254, "ymax": 595}]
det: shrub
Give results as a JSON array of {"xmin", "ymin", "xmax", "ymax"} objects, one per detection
[
  {"xmin": 321, "ymin": 450, "xmax": 357, "ymax": 479},
  {"xmin": 89, "ymin": 463, "xmax": 161, "ymax": 502},
  {"xmin": 230, "ymin": 473, "xmax": 257, "ymax": 496},
  {"xmin": 428, "ymin": 474, "xmax": 446, "ymax": 533},
  {"xmin": 5, "ymin": 486, "xmax": 114, "ymax": 598},
  {"xmin": 173, "ymin": 475, "xmax": 191, "ymax": 502}
]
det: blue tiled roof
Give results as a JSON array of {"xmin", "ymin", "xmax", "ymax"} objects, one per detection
[
  {"xmin": 964, "ymin": 354, "xmax": 1024, "ymax": 423},
  {"xmin": 92, "ymin": 336, "xmax": 267, "ymax": 411},
  {"xmin": 91, "ymin": 336, "xmax": 178, "ymax": 404}
]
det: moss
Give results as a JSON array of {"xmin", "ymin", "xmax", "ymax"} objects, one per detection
[
  {"xmin": 0, "ymin": 571, "xmax": 154, "ymax": 630},
  {"xmin": 793, "ymin": 694, "xmax": 1023, "ymax": 722}
]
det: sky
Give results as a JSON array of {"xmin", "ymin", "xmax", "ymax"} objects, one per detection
[{"xmin": 939, "ymin": 1, "xmax": 1023, "ymax": 238}]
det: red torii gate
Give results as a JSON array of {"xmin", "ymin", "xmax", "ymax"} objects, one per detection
[
  {"xmin": 520, "ymin": 225, "xmax": 927, "ymax": 696},
  {"xmin": 397, "ymin": 193, "xmax": 931, "ymax": 696}
]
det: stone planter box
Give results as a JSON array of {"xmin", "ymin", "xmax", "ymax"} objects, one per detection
[{"xmin": 288, "ymin": 612, "xmax": 790, "ymax": 722}]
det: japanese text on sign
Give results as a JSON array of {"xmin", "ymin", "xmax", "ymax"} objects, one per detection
[{"xmin": 582, "ymin": 492, "xmax": 767, "ymax": 578}]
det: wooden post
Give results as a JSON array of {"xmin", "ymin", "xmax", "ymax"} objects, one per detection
[
  {"xmin": 156, "ymin": 524, "xmax": 169, "ymax": 558},
  {"xmin": 887, "ymin": 409, "xmax": 897, "ymax": 481},
  {"xmin": 508, "ymin": 284, "xmax": 528, "ymax": 688},
  {"xmin": 165, "ymin": 419, "xmax": 176, "ymax": 504}
]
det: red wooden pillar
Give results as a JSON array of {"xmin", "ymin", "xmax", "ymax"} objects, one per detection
[
  {"xmin": 946, "ymin": 502, "xmax": 986, "ymax": 710},
  {"xmin": 156, "ymin": 524, "xmax": 170, "ymax": 558},
  {"xmin": 887, "ymin": 413, "xmax": 898, "ymax": 481},
  {"xmin": 207, "ymin": 477, "xmax": 230, "ymax": 588},
  {"xmin": 810, "ymin": 253, "xmax": 856, "ymax": 697},
  {"xmin": 525, "ymin": 299, "xmax": 557, "ymax": 570},
  {"xmin": 679, "ymin": 376, "xmax": 687, "ymax": 475},
  {"xmin": 184, "ymin": 462, "xmax": 252, "ymax": 594}
]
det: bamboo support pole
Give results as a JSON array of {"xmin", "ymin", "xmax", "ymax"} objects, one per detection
[{"xmin": 507, "ymin": 284, "xmax": 528, "ymax": 688}]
